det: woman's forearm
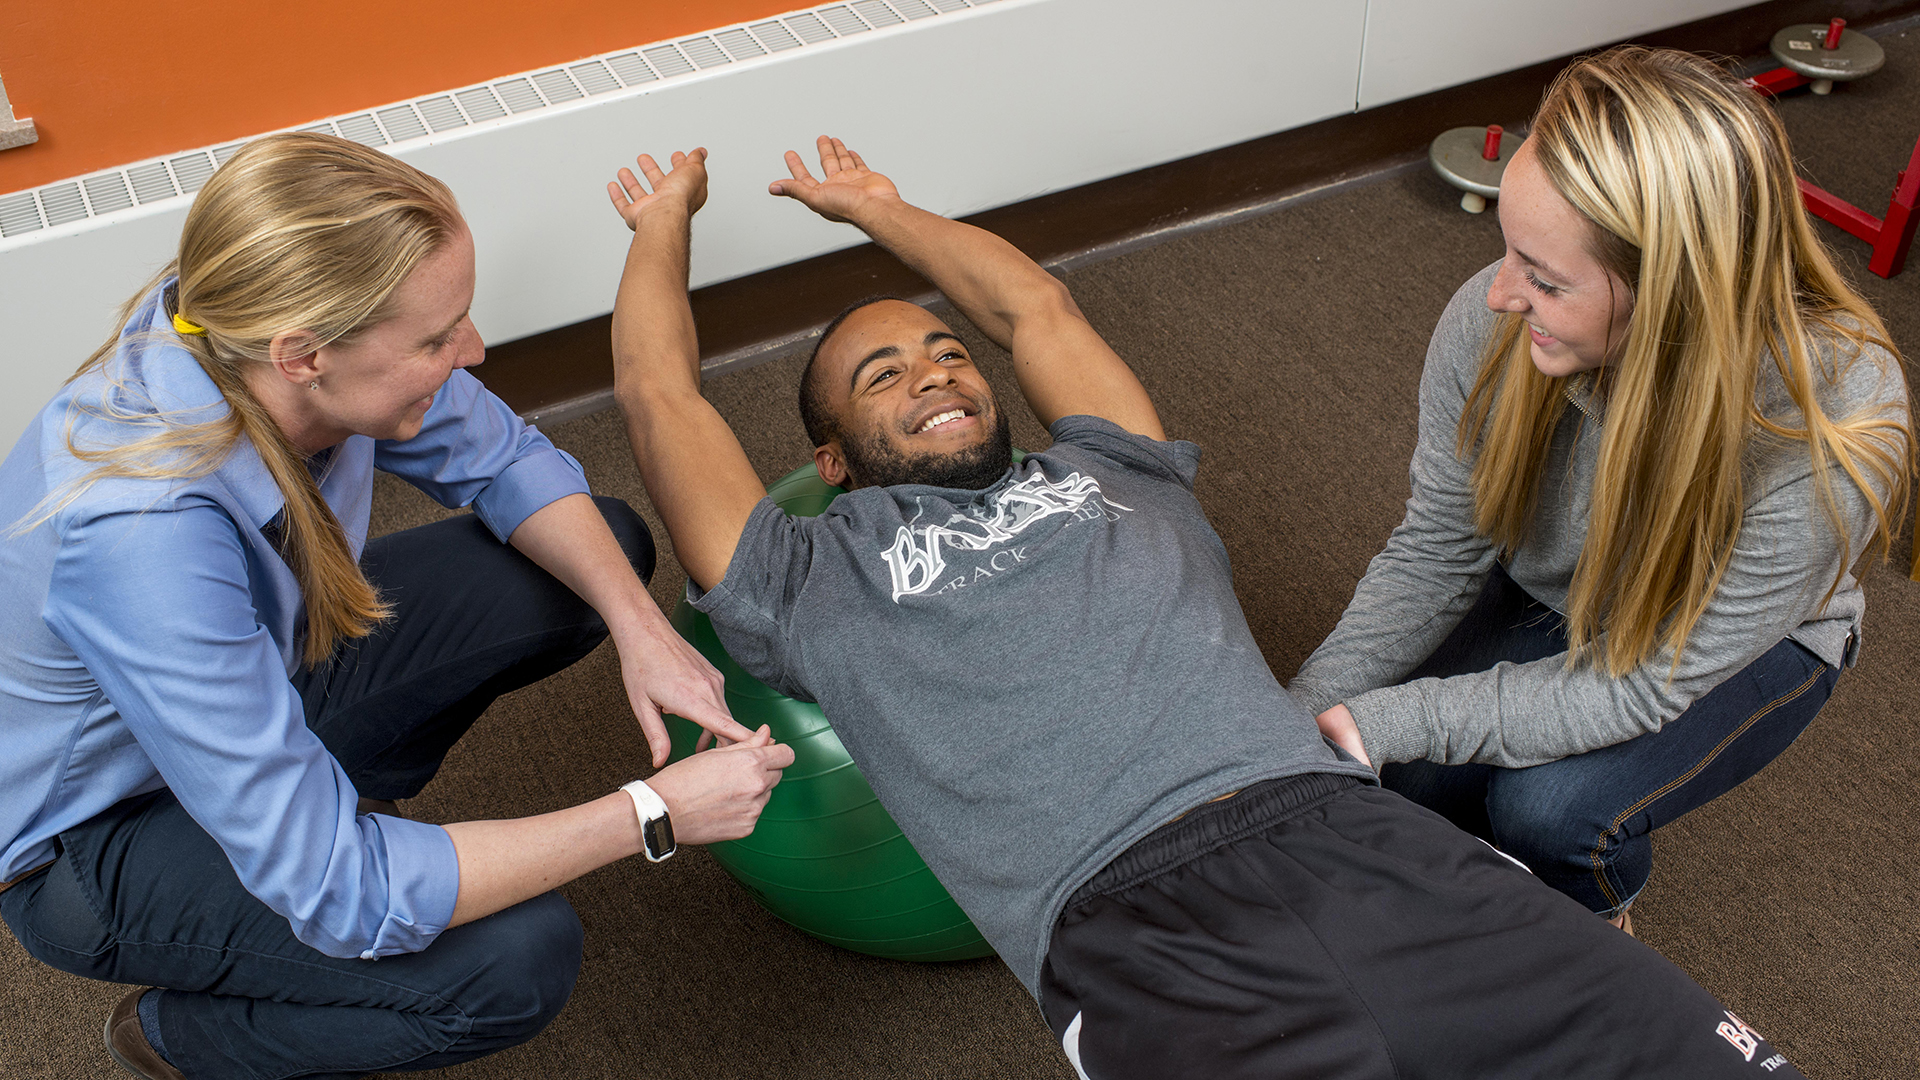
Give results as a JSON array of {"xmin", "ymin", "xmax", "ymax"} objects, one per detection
[
  {"xmin": 507, "ymin": 492, "xmax": 657, "ymax": 633},
  {"xmin": 442, "ymin": 732, "xmax": 791, "ymax": 926},
  {"xmin": 443, "ymin": 793, "xmax": 642, "ymax": 927}
]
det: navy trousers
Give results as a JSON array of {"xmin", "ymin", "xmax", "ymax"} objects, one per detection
[
  {"xmin": 2, "ymin": 496, "xmax": 653, "ymax": 1079},
  {"xmin": 1381, "ymin": 565, "xmax": 1839, "ymax": 915}
]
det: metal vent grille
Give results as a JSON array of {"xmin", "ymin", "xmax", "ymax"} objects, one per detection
[
  {"xmin": 643, "ymin": 44, "xmax": 696, "ymax": 78},
  {"xmin": 127, "ymin": 162, "xmax": 175, "ymax": 204},
  {"xmin": 819, "ymin": 7, "xmax": 873, "ymax": 36},
  {"xmin": 455, "ymin": 87, "xmax": 508, "ymax": 123},
  {"xmin": 0, "ymin": 0, "xmax": 987, "ymax": 240},
  {"xmin": 853, "ymin": 1, "xmax": 904, "ymax": 27},
  {"xmin": 570, "ymin": 60, "xmax": 622, "ymax": 96},
  {"xmin": 784, "ymin": 13, "xmax": 837, "ymax": 44},
  {"xmin": 170, "ymin": 152, "xmax": 217, "ymax": 193},
  {"xmin": 750, "ymin": 20, "xmax": 804, "ymax": 51},
  {"xmin": 531, "ymin": 70, "xmax": 583, "ymax": 104},
  {"xmin": 417, "ymin": 96, "xmax": 467, "ymax": 133},
  {"xmin": 679, "ymin": 37, "xmax": 731, "ymax": 69},
  {"xmin": 0, "ymin": 192, "xmax": 40, "ymax": 234},
  {"xmin": 716, "ymin": 28, "xmax": 768, "ymax": 60},
  {"xmin": 335, "ymin": 114, "xmax": 387, "ymax": 146},
  {"xmin": 379, "ymin": 105, "xmax": 430, "ymax": 142},
  {"xmin": 605, "ymin": 52, "xmax": 659, "ymax": 85},
  {"xmin": 83, "ymin": 174, "xmax": 134, "ymax": 215},
  {"xmin": 494, "ymin": 77, "xmax": 545, "ymax": 114}
]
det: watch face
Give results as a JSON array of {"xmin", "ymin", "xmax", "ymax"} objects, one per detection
[{"xmin": 643, "ymin": 814, "xmax": 676, "ymax": 861}]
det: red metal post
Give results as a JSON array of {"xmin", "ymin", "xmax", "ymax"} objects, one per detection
[
  {"xmin": 1799, "ymin": 178, "xmax": 1882, "ymax": 243},
  {"xmin": 1866, "ymin": 134, "xmax": 1920, "ymax": 278},
  {"xmin": 1739, "ymin": 19, "xmax": 1915, "ymax": 278},
  {"xmin": 1745, "ymin": 67, "xmax": 1811, "ymax": 97},
  {"xmin": 1482, "ymin": 125, "xmax": 1503, "ymax": 161}
]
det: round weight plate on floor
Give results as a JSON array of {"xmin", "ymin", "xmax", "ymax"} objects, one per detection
[
  {"xmin": 1771, "ymin": 25, "xmax": 1885, "ymax": 81},
  {"xmin": 1430, "ymin": 126, "xmax": 1524, "ymax": 200}
]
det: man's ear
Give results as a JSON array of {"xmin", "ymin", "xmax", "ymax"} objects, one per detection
[
  {"xmin": 267, "ymin": 330, "xmax": 323, "ymax": 386},
  {"xmin": 814, "ymin": 442, "xmax": 853, "ymax": 489}
]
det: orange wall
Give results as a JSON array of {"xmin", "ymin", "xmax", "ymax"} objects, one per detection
[{"xmin": 0, "ymin": 0, "xmax": 798, "ymax": 195}]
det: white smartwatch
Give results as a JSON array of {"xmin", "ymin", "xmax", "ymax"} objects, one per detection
[{"xmin": 620, "ymin": 779, "xmax": 677, "ymax": 863}]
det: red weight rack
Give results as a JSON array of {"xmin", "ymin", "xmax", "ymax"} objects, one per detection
[{"xmin": 1746, "ymin": 59, "xmax": 1919, "ymax": 279}]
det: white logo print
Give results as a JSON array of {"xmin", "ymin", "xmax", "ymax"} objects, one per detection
[
  {"xmin": 1716, "ymin": 1011, "xmax": 1761, "ymax": 1062},
  {"xmin": 882, "ymin": 470, "xmax": 1130, "ymax": 601}
]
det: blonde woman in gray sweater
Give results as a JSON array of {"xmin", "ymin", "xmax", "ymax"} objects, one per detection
[{"xmin": 1294, "ymin": 47, "xmax": 1910, "ymax": 929}]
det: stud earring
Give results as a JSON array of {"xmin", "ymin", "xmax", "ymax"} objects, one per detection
[{"xmin": 307, "ymin": 380, "xmax": 319, "ymax": 391}]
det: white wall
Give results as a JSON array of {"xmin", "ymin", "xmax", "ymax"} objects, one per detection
[
  {"xmin": 1357, "ymin": 0, "xmax": 1757, "ymax": 109},
  {"xmin": 0, "ymin": 0, "xmax": 1367, "ymax": 450},
  {"xmin": 0, "ymin": 0, "xmax": 1768, "ymax": 449}
]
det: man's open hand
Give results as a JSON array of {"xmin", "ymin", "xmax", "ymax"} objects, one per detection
[
  {"xmin": 768, "ymin": 135, "xmax": 900, "ymax": 222},
  {"xmin": 607, "ymin": 148, "xmax": 710, "ymax": 230}
]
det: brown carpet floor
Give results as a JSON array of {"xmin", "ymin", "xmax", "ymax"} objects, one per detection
[{"xmin": 6, "ymin": 21, "xmax": 1918, "ymax": 1079}]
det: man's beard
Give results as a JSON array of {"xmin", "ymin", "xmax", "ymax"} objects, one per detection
[{"xmin": 841, "ymin": 406, "xmax": 1014, "ymax": 490}]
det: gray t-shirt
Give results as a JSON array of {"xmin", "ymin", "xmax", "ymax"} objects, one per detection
[{"xmin": 693, "ymin": 415, "xmax": 1371, "ymax": 995}]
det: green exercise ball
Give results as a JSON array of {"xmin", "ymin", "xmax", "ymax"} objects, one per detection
[{"xmin": 665, "ymin": 463, "xmax": 997, "ymax": 962}]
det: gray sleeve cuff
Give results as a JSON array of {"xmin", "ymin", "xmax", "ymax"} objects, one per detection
[
  {"xmin": 1346, "ymin": 686, "xmax": 1436, "ymax": 765},
  {"xmin": 1285, "ymin": 676, "xmax": 1339, "ymax": 720}
]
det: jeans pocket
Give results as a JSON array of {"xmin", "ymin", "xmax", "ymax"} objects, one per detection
[{"xmin": 14, "ymin": 852, "xmax": 117, "ymax": 967}]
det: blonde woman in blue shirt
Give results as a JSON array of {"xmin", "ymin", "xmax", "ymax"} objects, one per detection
[{"xmin": 0, "ymin": 133, "xmax": 793, "ymax": 1079}]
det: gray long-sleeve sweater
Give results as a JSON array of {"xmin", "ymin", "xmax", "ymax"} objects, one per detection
[{"xmin": 1289, "ymin": 262, "xmax": 1909, "ymax": 769}]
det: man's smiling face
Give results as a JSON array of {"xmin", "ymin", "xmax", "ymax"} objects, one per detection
[{"xmin": 812, "ymin": 300, "xmax": 1012, "ymax": 490}]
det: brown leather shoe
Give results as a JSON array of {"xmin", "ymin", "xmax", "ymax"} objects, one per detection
[{"xmin": 104, "ymin": 989, "xmax": 186, "ymax": 1080}]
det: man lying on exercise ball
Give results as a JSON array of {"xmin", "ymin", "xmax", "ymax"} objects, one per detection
[{"xmin": 604, "ymin": 136, "xmax": 1801, "ymax": 1080}]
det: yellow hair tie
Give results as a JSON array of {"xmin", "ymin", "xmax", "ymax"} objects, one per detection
[{"xmin": 172, "ymin": 312, "xmax": 209, "ymax": 336}]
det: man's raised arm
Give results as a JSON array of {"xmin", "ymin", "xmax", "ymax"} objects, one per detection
[
  {"xmin": 608, "ymin": 149, "xmax": 768, "ymax": 592},
  {"xmin": 770, "ymin": 137, "xmax": 1165, "ymax": 440}
]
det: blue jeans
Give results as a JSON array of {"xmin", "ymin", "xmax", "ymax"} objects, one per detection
[
  {"xmin": 1380, "ymin": 565, "xmax": 1839, "ymax": 916},
  {"xmin": 1, "ymin": 497, "xmax": 653, "ymax": 1079}
]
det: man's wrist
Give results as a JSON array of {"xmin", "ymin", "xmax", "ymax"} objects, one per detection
[
  {"xmin": 630, "ymin": 198, "xmax": 694, "ymax": 239},
  {"xmin": 844, "ymin": 193, "xmax": 912, "ymax": 232}
]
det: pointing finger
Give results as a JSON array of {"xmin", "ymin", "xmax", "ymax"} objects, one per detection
[
  {"xmin": 682, "ymin": 699, "xmax": 754, "ymax": 745},
  {"xmin": 634, "ymin": 706, "xmax": 672, "ymax": 768}
]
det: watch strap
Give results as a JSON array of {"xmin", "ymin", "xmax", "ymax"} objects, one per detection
[{"xmin": 620, "ymin": 779, "xmax": 676, "ymax": 862}]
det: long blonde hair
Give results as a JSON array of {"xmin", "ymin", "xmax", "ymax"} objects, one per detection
[
  {"xmin": 41, "ymin": 132, "xmax": 462, "ymax": 664},
  {"xmin": 1460, "ymin": 46, "xmax": 1911, "ymax": 676}
]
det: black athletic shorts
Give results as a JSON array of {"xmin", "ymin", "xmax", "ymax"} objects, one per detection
[{"xmin": 1037, "ymin": 772, "xmax": 1803, "ymax": 1080}]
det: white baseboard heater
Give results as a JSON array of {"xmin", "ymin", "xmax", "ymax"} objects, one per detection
[{"xmin": 0, "ymin": 0, "xmax": 1372, "ymax": 448}]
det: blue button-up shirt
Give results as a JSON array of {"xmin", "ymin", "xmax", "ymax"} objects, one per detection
[{"xmin": 0, "ymin": 283, "xmax": 591, "ymax": 959}]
